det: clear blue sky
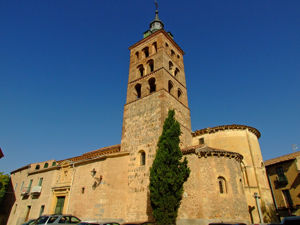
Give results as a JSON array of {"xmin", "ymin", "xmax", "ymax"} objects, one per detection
[{"xmin": 0, "ymin": 1, "xmax": 299, "ymax": 174}]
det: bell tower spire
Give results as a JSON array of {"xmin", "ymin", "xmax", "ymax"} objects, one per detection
[
  {"xmin": 121, "ymin": 4, "xmax": 192, "ymax": 221},
  {"xmin": 143, "ymin": 0, "xmax": 164, "ymax": 38}
]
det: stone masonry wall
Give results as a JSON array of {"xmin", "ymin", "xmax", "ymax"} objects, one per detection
[
  {"xmin": 192, "ymin": 129, "xmax": 275, "ymax": 223},
  {"xmin": 178, "ymin": 154, "xmax": 250, "ymax": 225},
  {"xmin": 7, "ymin": 166, "xmax": 58, "ymax": 225},
  {"xmin": 67, "ymin": 154, "xmax": 128, "ymax": 223}
]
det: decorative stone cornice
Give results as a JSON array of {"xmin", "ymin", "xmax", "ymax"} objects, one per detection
[
  {"xmin": 182, "ymin": 145, "xmax": 243, "ymax": 163},
  {"xmin": 192, "ymin": 124, "xmax": 261, "ymax": 139}
]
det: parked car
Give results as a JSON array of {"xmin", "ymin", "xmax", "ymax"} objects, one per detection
[
  {"xmin": 209, "ymin": 223, "xmax": 246, "ymax": 225},
  {"xmin": 122, "ymin": 222, "xmax": 156, "ymax": 225},
  {"xmin": 79, "ymin": 223, "xmax": 120, "ymax": 225},
  {"xmin": 22, "ymin": 219, "xmax": 37, "ymax": 225},
  {"xmin": 98, "ymin": 223, "xmax": 120, "ymax": 225},
  {"xmin": 281, "ymin": 216, "xmax": 300, "ymax": 225},
  {"xmin": 34, "ymin": 214, "xmax": 81, "ymax": 225},
  {"xmin": 77, "ymin": 223, "xmax": 99, "ymax": 225}
]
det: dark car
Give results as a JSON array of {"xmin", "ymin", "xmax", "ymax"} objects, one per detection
[
  {"xmin": 34, "ymin": 214, "xmax": 81, "ymax": 225},
  {"xmin": 281, "ymin": 216, "xmax": 300, "ymax": 225}
]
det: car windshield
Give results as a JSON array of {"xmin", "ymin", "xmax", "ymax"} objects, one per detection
[
  {"xmin": 48, "ymin": 216, "xmax": 59, "ymax": 224},
  {"xmin": 35, "ymin": 217, "xmax": 49, "ymax": 224},
  {"xmin": 70, "ymin": 216, "xmax": 81, "ymax": 223}
]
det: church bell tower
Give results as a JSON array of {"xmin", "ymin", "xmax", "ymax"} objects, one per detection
[{"xmin": 120, "ymin": 4, "xmax": 192, "ymax": 221}]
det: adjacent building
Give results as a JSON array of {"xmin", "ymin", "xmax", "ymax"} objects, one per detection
[
  {"xmin": 265, "ymin": 151, "xmax": 300, "ymax": 218},
  {"xmin": 6, "ymin": 8, "xmax": 276, "ymax": 225}
]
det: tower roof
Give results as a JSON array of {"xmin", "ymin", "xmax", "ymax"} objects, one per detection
[{"xmin": 143, "ymin": 1, "xmax": 165, "ymax": 38}]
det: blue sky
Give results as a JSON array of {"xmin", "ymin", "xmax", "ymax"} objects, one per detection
[{"xmin": 0, "ymin": 0, "xmax": 299, "ymax": 174}]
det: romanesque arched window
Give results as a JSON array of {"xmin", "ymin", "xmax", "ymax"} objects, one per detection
[
  {"xmin": 135, "ymin": 51, "xmax": 139, "ymax": 60},
  {"xmin": 169, "ymin": 61, "xmax": 173, "ymax": 71},
  {"xmin": 174, "ymin": 68, "xmax": 179, "ymax": 77},
  {"xmin": 140, "ymin": 151, "xmax": 146, "ymax": 166},
  {"xmin": 168, "ymin": 80, "xmax": 173, "ymax": 93},
  {"xmin": 147, "ymin": 59, "xmax": 154, "ymax": 73},
  {"xmin": 35, "ymin": 165, "xmax": 40, "ymax": 170},
  {"xmin": 148, "ymin": 78, "xmax": 156, "ymax": 93},
  {"xmin": 137, "ymin": 64, "xmax": 144, "ymax": 77},
  {"xmin": 142, "ymin": 47, "xmax": 149, "ymax": 58},
  {"xmin": 177, "ymin": 88, "xmax": 182, "ymax": 99},
  {"xmin": 152, "ymin": 42, "xmax": 157, "ymax": 53},
  {"xmin": 135, "ymin": 83, "xmax": 142, "ymax": 99},
  {"xmin": 171, "ymin": 50, "xmax": 175, "ymax": 57},
  {"xmin": 44, "ymin": 163, "xmax": 48, "ymax": 168},
  {"xmin": 218, "ymin": 176, "xmax": 227, "ymax": 194}
]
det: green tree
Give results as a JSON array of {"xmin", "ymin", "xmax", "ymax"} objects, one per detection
[
  {"xmin": 0, "ymin": 172, "xmax": 10, "ymax": 204},
  {"xmin": 150, "ymin": 110, "xmax": 190, "ymax": 225}
]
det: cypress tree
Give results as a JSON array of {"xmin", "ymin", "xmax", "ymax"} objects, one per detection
[{"xmin": 150, "ymin": 110, "xmax": 190, "ymax": 225}]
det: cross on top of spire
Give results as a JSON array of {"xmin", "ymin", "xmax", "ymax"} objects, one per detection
[{"xmin": 143, "ymin": 0, "xmax": 165, "ymax": 38}]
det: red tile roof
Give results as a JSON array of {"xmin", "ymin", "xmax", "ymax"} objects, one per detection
[
  {"xmin": 57, "ymin": 144, "xmax": 121, "ymax": 163},
  {"xmin": 264, "ymin": 151, "xmax": 300, "ymax": 166},
  {"xmin": 192, "ymin": 124, "xmax": 261, "ymax": 139}
]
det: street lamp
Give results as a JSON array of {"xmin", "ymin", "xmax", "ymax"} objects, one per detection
[{"xmin": 253, "ymin": 192, "xmax": 264, "ymax": 223}]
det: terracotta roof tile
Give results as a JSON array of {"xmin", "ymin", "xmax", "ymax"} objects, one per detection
[
  {"xmin": 192, "ymin": 124, "xmax": 261, "ymax": 139},
  {"xmin": 264, "ymin": 151, "xmax": 300, "ymax": 166},
  {"xmin": 57, "ymin": 144, "xmax": 121, "ymax": 163}
]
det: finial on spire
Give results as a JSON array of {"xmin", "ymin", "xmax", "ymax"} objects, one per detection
[
  {"xmin": 154, "ymin": 0, "xmax": 158, "ymax": 11},
  {"xmin": 143, "ymin": 0, "xmax": 165, "ymax": 38}
]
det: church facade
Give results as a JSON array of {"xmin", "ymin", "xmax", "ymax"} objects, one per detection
[{"xmin": 6, "ymin": 9, "xmax": 275, "ymax": 225}]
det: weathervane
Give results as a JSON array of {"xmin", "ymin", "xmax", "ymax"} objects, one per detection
[{"xmin": 154, "ymin": 0, "xmax": 158, "ymax": 11}]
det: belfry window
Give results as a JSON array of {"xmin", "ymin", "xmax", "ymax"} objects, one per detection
[
  {"xmin": 174, "ymin": 68, "xmax": 179, "ymax": 77},
  {"xmin": 148, "ymin": 78, "xmax": 156, "ymax": 93},
  {"xmin": 142, "ymin": 47, "xmax": 149, "ymax": 58},
  {"xmin": 147, "ymin": 59, "xmax": 154, "ymax": 73},
  {"xmin": 168, "ymin": 80, "xmax": 173, "ymax": 93},
  {"xmin": 169, "ymin": 61, "xmax": 173, "ymax": 71},
  {"xmin": 135, "ymin": 52, "xmax": 139, "ymax": 60},
  {"xmin": 137, "ymin": 64, "xmax": 144, "ymax": 77},
  {"xmin": 171, "ymin": 50, "xmax": 175, "ymax": 57},
  {"xmin": 218, "ymin": 176, "xmax": 227, "ymax": 194},
  {"xmin": 140, "ymin": 151, "xmax": 146, "ymax": 166},
  {"xmin": 135, "ymin": 83, "xmax": 142, "ymax": 99},
  {"xmin": 152, "ymin": 42, "xmax": 157, "ymax": 53},
  {"xmin": 177, "ymin": 88, "xmax": 182, "ymax": 99}
]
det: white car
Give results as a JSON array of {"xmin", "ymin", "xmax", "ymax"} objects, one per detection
[{"xmin": 35, "ymin": 215, "xmax": 81, "ymax": 225}]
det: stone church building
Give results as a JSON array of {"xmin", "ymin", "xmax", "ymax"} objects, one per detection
[{"xmin": 6, "ymin": 8, "xmax": 275, "ymax": 225}]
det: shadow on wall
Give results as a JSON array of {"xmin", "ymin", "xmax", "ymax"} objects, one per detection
[
  {"xmin": 261, "ymin": 201, "xmax": 280, "ymax": 223},
  {"xmin": 146, "ymin": 191, "xmax": 154, "ymax": 222},
  {"xmin": 248, "ymin": 205, "xmax": 255, "ymax": 224},
  {"xmin": 291, "ymin": 173, "xmax": 300, "ymax": 189},
  {"xmin": 0, "ymin": 179, "xmax": 16, "ymax": 225}
]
